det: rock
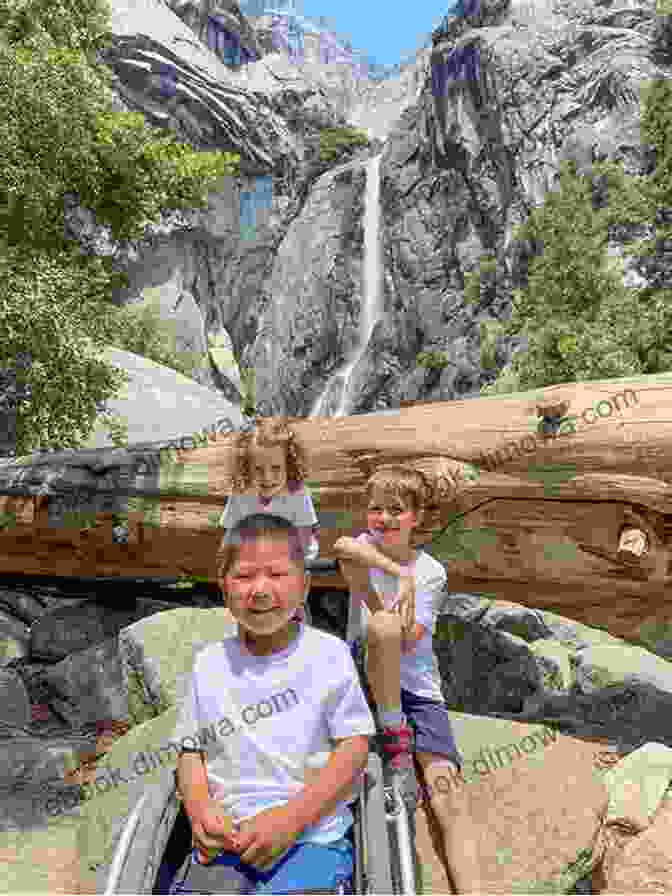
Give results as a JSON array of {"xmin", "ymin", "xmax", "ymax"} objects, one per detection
[
  {"xmin": 436, "ymin": 598, "xmax": 672, "ymax": 752},
  {"xmin": 0, "ymin": 735, "xmax": 91, "ymax": 790},
  {"xmin": 416, "ymin": 712, "xmax": 608, "ymax": 893},
  {"xmin": 603, "ymin": 743, "xmax": 672, "ymax": 833},
  {"xmin": 30, "ymin": 601, "xmax": 140, "ymax": 662},
  {"xmin": 118, "ymin": 606, "xmax": 237, "ymax": 725},
  {"xmin": 0, "ymin": 588, "xmax": 48, "ymax": 626},
  {"xmin": 166, "ymin": 0, "xmax": 265, "ymax": 66},
  {"xmin": 40, "ymin": 637, "xmax": 129, "ymax": 729},
  {"xmin": 0, "ymin": 668, "xmax": 31, "ymax": 731},
  {"xmin": 0, "ymin": 610, "xmax": 30, "ymax": 664},
  {"xmin": 79, "ymin": 348, "xmax": 244, "ymax": 451},
  {"xmin": 78, "ymin": 707, "xmax": 183, "ymax": 884},
  {"xmin": 601, "ymin": 790, "xmax": 672, "ymax": 893},
  {"xmin": 0, "ymin": 813, "xmax": 83, "ymax": 894}
]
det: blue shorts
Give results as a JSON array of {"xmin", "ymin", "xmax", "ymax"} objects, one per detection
[
  {"xmin": 169, "ymin": 837, "xmax": 353, "ymax": 894},
  {"xmin": 401, "ymin": 688, "xmax": 463, "ymax": 772}
]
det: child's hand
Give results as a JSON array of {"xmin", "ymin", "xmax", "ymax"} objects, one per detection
[
  {"xmin": 235, "ymin": 805, "xmax": 302, "ymax": 871},
  {"xmin": 396, "ymin": 575, "xmax": 416, "ymax": 637},
  {"xmin": 190, "ymin": 804, "xmax": 242, "ymax": 864},
  {"xmin": 340, "ymin": 559, "xmax": 384, "ymax": 613}
]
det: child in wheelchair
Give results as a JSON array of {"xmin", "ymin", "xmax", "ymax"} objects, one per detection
[
  {"xmin": 334, "ymin": 465, "xmax": 483, "ymax": 894},
  {"xmin": 169, "ymin": 513, "xmax": 375, "ymax": 895}
]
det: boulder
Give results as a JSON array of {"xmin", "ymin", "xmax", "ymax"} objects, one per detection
[
  {"xmin": 0, "ymin": 610, "xmax": 30, "ymax": 664},
  {"xmin": 0, "ymin": 588, "xmax": 48, "ymax": 626},
  {"xmin": 0, "ymin": 668, "xmax": 31, "ymax": 731},
  {"xmin": 0, "ymin": 734, "xmax": 91, "ymax": 789},
  {"xmin": 0, "ymin": 814, "xmax": 82, "ymax": 895},
  {"xmin": 40, "ymin": 637, "xmax": 129, "ymax": 729},
  {"xmin": 30, "ymin": 601, "xmax": 140, "ymax": 662},
  {"xmin": 118, "ymin": 605, "xmax": 237, "ymax": 726},
  {"xmin": 602, "ymin": 743, "xmax": 672, "ymax": 833},
  {"xmin": 601, "ymin": 790, "xmax": 672, "ymax": 893},
  {"xmin": 436, "ymin": 597, "xmax": 672, "ymax": 752},
  {"xmin": 79, "ymin": 347, "xmax": 244, "ymax": 451},
  {"xmin": 78, "ymin": 706, "xmax": 182, "ymax": 884},
  {"xmin": 418, "ymin": 713, "xmax": 608, "ymax": 893}
]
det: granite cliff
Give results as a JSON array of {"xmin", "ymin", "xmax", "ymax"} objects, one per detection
[{"xmin": 58, "ymin": 0, "xmax": 672, "ymax": 427}]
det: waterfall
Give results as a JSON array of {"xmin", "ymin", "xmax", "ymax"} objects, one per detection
[{"xmin": 310, "ymin": 154, "xmax": 383, "ymax": 417}]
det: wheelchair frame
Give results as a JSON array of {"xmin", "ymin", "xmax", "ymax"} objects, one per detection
[{"xmin": 102, "ymin": 558, "xmax": 421, "ymax": 895}]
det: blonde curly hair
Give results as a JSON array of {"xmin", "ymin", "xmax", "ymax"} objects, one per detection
[{"xmin": 229, "ymin": 416, "xmax": 310, "ymax": 493}]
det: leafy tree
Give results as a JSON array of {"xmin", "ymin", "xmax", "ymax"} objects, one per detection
[
  {"xmin": 0, "ymin": 2, "xmax": 240, "ymax": 456},
  {"xmin": 480, "ymin": 137, "xmax": 672, "ymax": 396},
  {"xmin": 318, "ymin": 127, "xmax": 370, "ymax": 163},
  {"xmin": 416, "ymin": 350, "xmax": 451, "ymax": 369}
]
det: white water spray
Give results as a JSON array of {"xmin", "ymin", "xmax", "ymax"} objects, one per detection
[{"xmin": 310, "ymin": 154, "xmax": 383, "ymax": 417}]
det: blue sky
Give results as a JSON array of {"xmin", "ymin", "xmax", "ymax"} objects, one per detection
[{"xmin": 300, "ymin": 1, "xmax": 454, "ymax": 66}]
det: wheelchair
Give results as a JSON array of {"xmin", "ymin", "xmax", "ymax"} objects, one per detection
[{"xmin": 103, "ymin": 559, "xmax": 422, "ymax": 895}]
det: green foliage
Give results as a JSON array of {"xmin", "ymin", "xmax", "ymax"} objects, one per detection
[
  {"xmin": 318, "ymin": 127, "xmax": 370, "ymax": 163},
  {"xmin": 0, "ymin": 511, "xmax": 18, "ymax": 530},
  {"xmin": 0, "ymin": 0, "xmax": 113, "ymax": 58},
  {"xmin": 416, "ymin": 350, "xmax": 450, "ymax": 369},
  {"xmin": 479, "ymin": 319, "xmax": 500, "ymax": 370},
  {"xmin": 464, "ymin": 253, "xmax": 497, "ymax": 305},
  {"xmin": 101, "ymin": 410, "xmax": 130, "ymax": 448},
  {"xmin": 2, "ymin": 244, "xmax": 131, "ymax": 455},
  {"xmin": 0, "ymin": 4, "xmax": 241, "ymax": 455},
  {"xmin": 430, "ymin": 515, "xmax": 499, "ymax": 564},
  {"xmin": 481, "ymin": 140, "xmax": 672, "ymax": 397},
  {"xmin": 240, "ymin": 366, "xmax": 257, "ymax": 416}
]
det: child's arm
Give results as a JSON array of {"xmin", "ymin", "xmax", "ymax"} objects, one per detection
[
  {"xmin": 401, "ymin": 623, "xmax": 427, "ymax": 653},
  {"xmin": 334, "ymin": 535, "xmax": 406, "ymax": 578},
  {"xmin": 177, "ymin": 751, "xmax": 241, "ymax": 860},
  {"xmin": 285, "ymin": 735, "xmax": 370, "ymax": 830},
  {"xmin": 177, "ymin": 751, "xmax": 210, "ymax": 822},
  {"xmin": 336, "ymin": 536, "xmax": 415, "ymax": 630}
]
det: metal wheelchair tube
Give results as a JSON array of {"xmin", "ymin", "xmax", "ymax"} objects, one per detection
[
  {"xmin": 304, "ymin": 558, "xmax": 340, "ymax": 575},
  {"xmin": 386, "ymin": 775, "xmax": 417, "ymax": 896},
  {"xmin": 104, "ymin": 791, "xmax": 149, "ymax": 895}
]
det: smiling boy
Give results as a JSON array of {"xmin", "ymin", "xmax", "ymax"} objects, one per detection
[
  {"xmin": 170, "ymin": 513, "xmax": 374, "ymax": 894},
  {"xmin": 334, "ymin": 465, "xmax": 483, "ymax": 894}
]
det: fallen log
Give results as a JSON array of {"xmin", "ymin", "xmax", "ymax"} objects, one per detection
[{"xmin": 1, "ymin": 373, "xmax": 671, "ymax": 651}]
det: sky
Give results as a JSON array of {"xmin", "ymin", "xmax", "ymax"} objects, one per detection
[{"xmin": 299, "ymin": 0, "xmax": 455, "ymax": 67}]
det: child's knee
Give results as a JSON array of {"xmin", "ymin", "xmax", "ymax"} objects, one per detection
[{"xmin": 367, "ymin": 611, "xmax": 402, "ymax": 644}]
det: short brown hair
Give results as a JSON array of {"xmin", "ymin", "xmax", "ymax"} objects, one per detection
[
  {"xmin": 230, "ymin": 417, "xmax": 310, "ymax": 493},
  {"xmin": 364, "ymin": 465, "xmax": 433, "ymax": 517},
  {"xmin": 216, "ymin": 513, "xmax": 306, "ymax": 580}
]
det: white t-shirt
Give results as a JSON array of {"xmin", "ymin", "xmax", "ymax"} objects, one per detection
[
  {"xmin": 219, "ymin": 483, "xmax": 319, "ymax": 563},
  {"xmin": 172, "ymin": 624, "xmax": 375, "ymax": 844},
  {"xmin": 347, "ymin": 531, "xmax": 448, "ymax": 701}
]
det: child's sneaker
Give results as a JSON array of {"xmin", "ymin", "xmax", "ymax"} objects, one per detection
[{"xmin": 378, "ymin": 721, "xmax": 414, "ymax": 773}]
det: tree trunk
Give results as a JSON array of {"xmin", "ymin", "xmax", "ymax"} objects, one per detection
[{"xmin": 0, "ymin": 373, "xmax": 670, "ymax": 649}]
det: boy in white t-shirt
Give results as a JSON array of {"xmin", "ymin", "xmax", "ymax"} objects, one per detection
[
  {"xmin": 334, "ymin": 465, "xmax": 482, "ymax": 894},
  {"xmin": 170, "ymin": 513, "xmax": 374, "ymax": 895}
]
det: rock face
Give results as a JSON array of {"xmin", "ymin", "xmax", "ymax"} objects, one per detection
[
  {"xmin": 55, "ymin": 0, "xmax": 672, "ymax": 423},
  {"xmin": 246, "ymin": 0, "xmax": 670, "ymax": 417}
]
